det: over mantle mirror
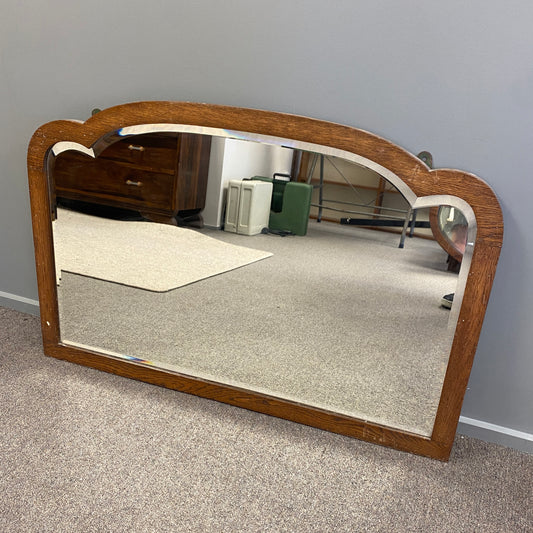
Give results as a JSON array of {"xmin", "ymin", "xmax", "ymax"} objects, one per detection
[{"xmin": 27, "ymin": 101, "xmax": 503, "ymax": 460}]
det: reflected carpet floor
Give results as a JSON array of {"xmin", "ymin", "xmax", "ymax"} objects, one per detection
[
  {"xmin": 58, "ymin": 222, "xmax": 458, "ymax": 436},
  {"xmin": 1, "ymin": 306, "xmax": 532, "ymax": 532}
]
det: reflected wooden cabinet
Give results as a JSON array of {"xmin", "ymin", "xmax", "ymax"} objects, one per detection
[{"xmin": 52, "ymin": 132, "xmax": 212, "ymax": 225}]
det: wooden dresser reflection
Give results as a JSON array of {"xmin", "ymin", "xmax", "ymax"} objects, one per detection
[{"xmin": 52, "ymin": 132, "xmax": 212, "ymax": 226}]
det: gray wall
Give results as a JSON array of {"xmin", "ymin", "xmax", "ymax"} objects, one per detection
[{"xmin": 1, "ymin": 1, "xmax": 532, "ymax": 450}]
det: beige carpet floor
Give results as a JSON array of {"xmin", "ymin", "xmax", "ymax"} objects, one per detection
[
  {"xmin": 1, "ymin": 306, "xmax": 532, "ymax": 532},
  {"xmin": 57, "ymin": 221, "xmax": 458, "ymax": 437}
]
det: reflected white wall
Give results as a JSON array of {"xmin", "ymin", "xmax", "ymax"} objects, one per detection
[{"xmin": 203, "ymin": 139, "xmax": 293, "ymax": 228}]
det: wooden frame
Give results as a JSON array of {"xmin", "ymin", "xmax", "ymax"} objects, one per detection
[{"xmin": 27, "ymin": 101, "xmax": 503, "ymax": 460}]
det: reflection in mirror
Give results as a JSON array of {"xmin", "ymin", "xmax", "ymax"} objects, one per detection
[
  {"xmin": 49, "ymin": 129, "xmax": 471, "ymax": 437},
  {"xmin": 430, "ymin": 205, "xmax": 469, "ymax": 275},
  {"xmin": 437, "ymin": 206, "xmax": 468, "ymax": 254}
]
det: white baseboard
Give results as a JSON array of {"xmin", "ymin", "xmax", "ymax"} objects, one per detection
[
  {"xmin": 0, "ymin": 290, "xmax": 40, "ymax": 316},
  {"xmin": 458, "ymin": 416, "xmax": 533, "ymax": 454}
]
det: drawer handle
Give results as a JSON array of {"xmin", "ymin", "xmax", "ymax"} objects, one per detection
[
  {"xmin": 128, "ymin": 144, "xmax": 145, "ymax": 152},
  {"xmin": 126, "ymin": 179, "xmax": 143, "ymax": 187}
]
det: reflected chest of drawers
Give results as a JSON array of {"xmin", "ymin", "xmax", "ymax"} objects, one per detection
[{"xmin": 52, "ymin": 132, "xmax": 212, "ymax": 225}]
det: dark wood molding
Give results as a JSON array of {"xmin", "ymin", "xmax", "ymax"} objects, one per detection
[{"xmin": 27, "ymin": 101, "xmax": 503, "ymax": 461}]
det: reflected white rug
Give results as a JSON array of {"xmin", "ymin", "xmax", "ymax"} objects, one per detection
[{"xmin": 53, "ymin": 208, "xmax": 272, "ymax": 292}]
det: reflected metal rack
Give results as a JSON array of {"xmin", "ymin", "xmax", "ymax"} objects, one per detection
[{"xmin": 302, "ymin": 152, "xmax": 430, "ymax": 248}]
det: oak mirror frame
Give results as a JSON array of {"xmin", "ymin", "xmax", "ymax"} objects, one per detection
[{"xmin": 27, "ymin": 101, "xmax": 503, "ymax": 460}]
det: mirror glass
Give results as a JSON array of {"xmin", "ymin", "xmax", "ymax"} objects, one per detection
[{"xmin": 48, "ymin": 126, "xmax": 475, "ymax": 437}]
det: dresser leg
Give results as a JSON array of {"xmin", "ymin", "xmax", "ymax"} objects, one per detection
[
  {"xmin": 140, "ymin": 211, "xmax": 204, "ymax": 228},
  {"xmin": 177, "ymin": 212, "xmax": 204, "ymax": 229},
  {"xmin": 140, "ymin": 212, "xmax": 178, "ymax": 226}
]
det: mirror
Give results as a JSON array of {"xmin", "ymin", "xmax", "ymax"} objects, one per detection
[
  {"xmin": 51, "ymin": 134, "xmax": 464, "ymax": 437},
  {"xmin": 27, "ymin": 102, "xmax": 503, "ymax": 460}
]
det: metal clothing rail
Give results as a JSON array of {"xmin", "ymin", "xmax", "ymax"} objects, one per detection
[{"xmin": 305, "ymin": 153, "xmax": 418, "ymax": 248}]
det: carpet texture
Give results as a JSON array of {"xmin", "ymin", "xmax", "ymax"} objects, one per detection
[
  {"xmin": 52, "ymin": 208, "xmax": 272, "ymax": 291},
  {"xmin": 58, "ymin": 222, "xmax": 457, "ymax": 436},
  {"xmin": 1, "ymin": 306, "xmax": 532, "ymax": 533}
]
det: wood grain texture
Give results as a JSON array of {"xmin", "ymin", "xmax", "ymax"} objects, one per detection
[{"xmin": 27, "ymin": 101, "xmax": 503, "ymax": 461}]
